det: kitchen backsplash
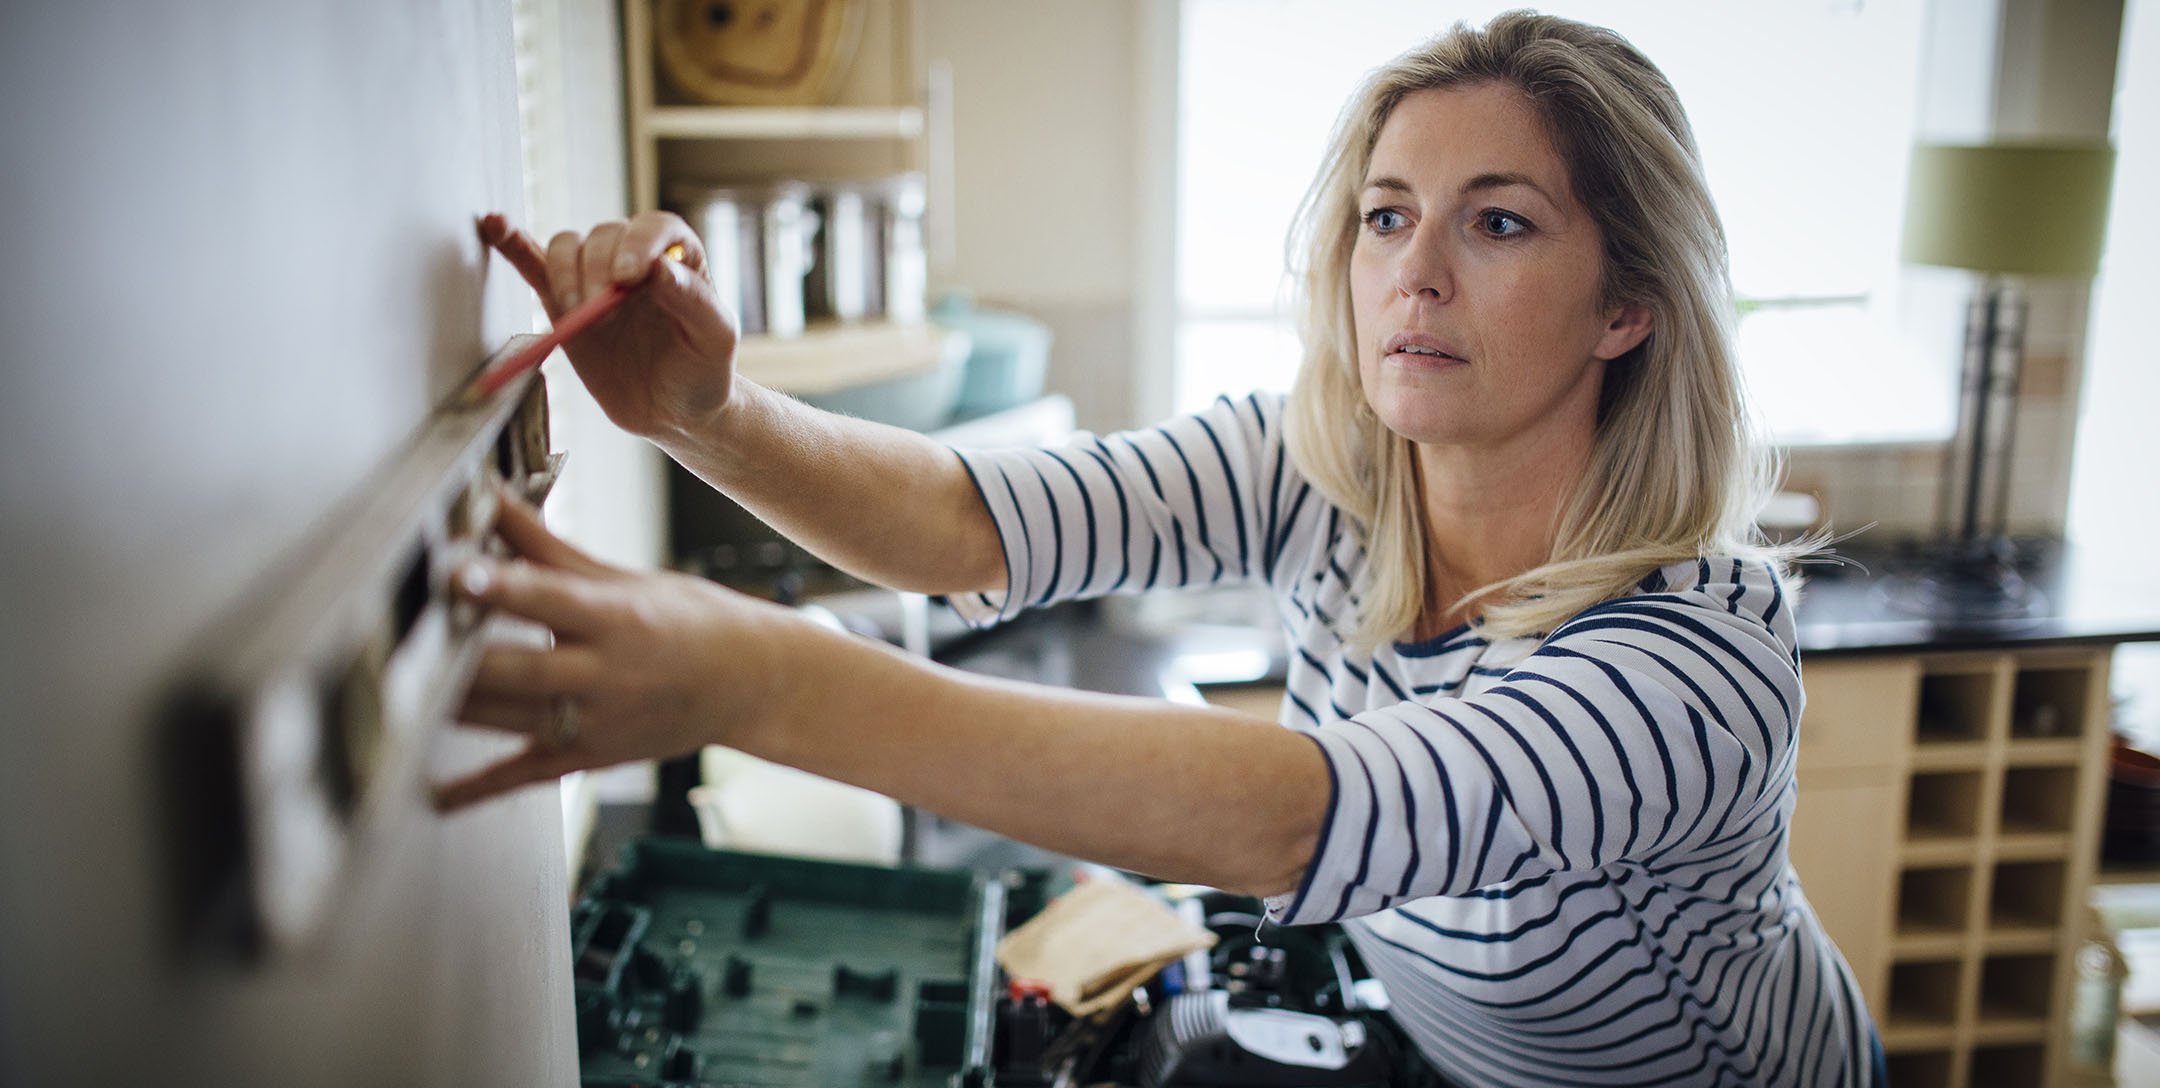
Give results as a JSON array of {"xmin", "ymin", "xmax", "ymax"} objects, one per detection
[{"xmin": 1783, "ymin": 279, "xmax": 2092, "ymax": 543}]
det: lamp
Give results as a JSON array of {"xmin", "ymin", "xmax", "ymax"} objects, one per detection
[{"xmin": 1887, "ymin": 141, "xmax": 2114, "ymax": 621}]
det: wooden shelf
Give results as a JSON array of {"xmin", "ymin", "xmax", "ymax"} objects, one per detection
[
  {"xmin": 1970, "ymin": 1015, "xmax": 2051, "ymax": 1043},
  {"xmin": 1791, "ymin": 647, "xmax": 2113, "ymax": 1087},
  {"xmin": 733, "ymin": 322, "xmax": 962, "ymax": 396},
  {"xmin": 1883, "ymin": 1023, "xmax": 1961, "ymax": 1052},
  {"xmin": 1997, "ymin": 822, "xmax": 2074, "ymax": 843},
  {"xmin": 1980, "ymin": 928, "xmax": 2060, "ymax": 954},
  {"xmin": 1891, "ymin": 932, "xmax": 1969, "ymax": 958},
  {"xmin": 1910, "ymin": 742, "xmax": 1991, "ymax": 771},
  {"xmin": 1992, "ymin": 833, "xmax": 2075, "ymax": 861},
  {"xmin": 622, "ymin": 0, "xmax": 930, "ymax": 215},
  {"xmin": 2003, "ymin": 739, "xmax": 2085, "ymax": 766},
  {"xmin": 646, "ymin": 105, "xmax": 925, "ymax": 140},
  {"xmin": 1970, "ymin": 1023, "xmax": 2051, "ymax": 1052},
  {"xmin": 1904, "ymin": 837, "xmax": 1983, "ymax": 866}
]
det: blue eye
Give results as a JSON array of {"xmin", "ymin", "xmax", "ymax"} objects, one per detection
[
  {"xmin": 1480, "ymin": 210, "xmax": 1530, "ymax": 237},
  {"xmin": 1361, "ymin": 208, "xmax": 1408, "ymax": 234}
]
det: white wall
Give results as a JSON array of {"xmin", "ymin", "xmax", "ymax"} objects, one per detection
[
  {"xmin": 2071, "ymin": 2, "xmax": 2159, "ymax": 549},
  {"xmin": 2070, "ymin": 0, "xmax": 2160, "ymax": 741},
  {"xmin": 518, "ymin": 0, "xmax": 666, "ymax": 575},
  {"xmin": 0, "ymin": 3, "xmax": 577, "ymax": 1084},
  {"xmin": 922, "ymin": 0, "xmax": 1154, "ymax": 431},
  {"xmin": 924, "ymin": 1, "xmax": 1138, "ymax": 303}
]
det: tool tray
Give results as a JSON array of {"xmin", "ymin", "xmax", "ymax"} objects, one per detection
[
  {"xmin": 573, "ymin": 838, "xmax": 1047, "ymax": 1088},
  {"xmin": 573, "ymin": 838, "xmax": 1448, "ymax": 1088}
]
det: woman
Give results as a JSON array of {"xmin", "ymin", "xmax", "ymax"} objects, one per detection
[{"xmin": 444, "ymin": 12, "xmax": 1878, "ymax": 1085}]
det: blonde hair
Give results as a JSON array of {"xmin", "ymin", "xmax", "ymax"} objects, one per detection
[{"xmin": 1283, "ymin": 10, "xmax": 1795, "ymax": 647}]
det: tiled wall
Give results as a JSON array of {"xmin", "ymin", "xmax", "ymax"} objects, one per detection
[{"xmin": 1783, "ymin": 278, "xmax": 2093, "ymax": 544}]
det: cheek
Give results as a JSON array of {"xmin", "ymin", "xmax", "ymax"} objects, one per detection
[
  {"xmin": 1348, "ymin": 248, "xmax": 1390, "ymax": 349},
  {"xmin": 1344, "ymin": 253, "xmax": 1374, "ymax": 377}
]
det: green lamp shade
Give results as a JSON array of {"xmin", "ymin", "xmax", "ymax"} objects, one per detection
[{"xmin": 1901, "ymin": 142, "xmax": 2116, "ymax": 277}]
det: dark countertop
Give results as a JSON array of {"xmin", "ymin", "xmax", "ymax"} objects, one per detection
[
  {"xmin": 1790, "ymin": 538, "xmax": 2160, "ymax": 656},
  {"xmin": 929, "ymin": 538, "xmax": 2160, "ymax": 707}
]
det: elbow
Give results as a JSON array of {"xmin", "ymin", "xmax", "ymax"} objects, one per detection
[
  {"xmin": 941, "ymin": 450, "xmax": 1007, "ymax": 597},
  {"xmin": 895, "ymin": 493, "xmax": 1004, "ymax": 598},
  {"xmin": 956, "ymin": 514, "xmax": 1006, "ymax": 597},
  {"xmin": 1217, "ymin": 867, "xmax": 1309, "ymax": 904},
  {"xmin": 892, "ymin": 545, "xmax": 1004, "ymax": 599},
  {"xmin": 1264, "ymin": 827, "xmax": 1321, "ymax": 901},
  {"xmin": 1217, "ymin": 820, "xmax": 1321, "ymax": 902},
  {"xmin": 1214, "ymin": 730, "xmax": 1330, "ymax": 900},
  {"xmin": 1237, "ymin": 862, "xmax": 1312, "ymax": 904}
]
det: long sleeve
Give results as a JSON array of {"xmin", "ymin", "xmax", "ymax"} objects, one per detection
[
  {"xmin": 947, "ymin": 392, "xmax": 1298, "ymax": 625},
  {"xmin": 1270, "ymin": 573, "xmax": 1803, "ymax": 926}
]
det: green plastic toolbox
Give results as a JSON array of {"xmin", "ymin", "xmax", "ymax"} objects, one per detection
[
  {"xmin": 572, "ymin": 838, "xmax": 1048, "ymax": 1088},
  {"xmin": 572, "ymin": 837, "xmax": 1447, "ymax": 1088}
]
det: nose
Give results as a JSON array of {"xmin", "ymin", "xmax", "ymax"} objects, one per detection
[{"xmin": 1391, "ymin": 226, "xmax": 1453, "ymax": 302}]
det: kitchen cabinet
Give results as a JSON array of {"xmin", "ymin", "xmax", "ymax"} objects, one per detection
[
  {"xmin": 619, "ymin": 0, "xmax": 957, "ymax": 395},
  {"xmin": 1785, "ymin": 656, "xmax": 1914, "ymax": 1022},
  {"xmin": 1790, "ymin": 648, "xmax": 2115, "ymax": 1087}
]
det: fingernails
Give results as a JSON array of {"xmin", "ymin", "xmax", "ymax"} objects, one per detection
[
  {"xmin": 458, "ymin": 560, "xmax": 493, "ymax": 596},
  {"xmin": 613, "ymin": 251, "xmax": 640, "ymax": 280}
]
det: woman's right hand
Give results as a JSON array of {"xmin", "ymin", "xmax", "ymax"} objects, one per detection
[{"xmin": 479, "ymin": 211, "xmax": 738, "ymax": 441}]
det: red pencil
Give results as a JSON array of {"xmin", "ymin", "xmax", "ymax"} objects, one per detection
[{"xmin": 463, "ymin": 242, "xmax": 687, "ymax": 405}]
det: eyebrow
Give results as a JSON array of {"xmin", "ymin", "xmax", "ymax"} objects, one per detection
[{"xmin": 1362, "ymin": 172, "xmax": 1556, "ymax": 204}]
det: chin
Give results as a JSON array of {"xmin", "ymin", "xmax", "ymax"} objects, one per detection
[{"xmin": 1365, "ymin": 384, "xmax": 1475, "ymax": 447}]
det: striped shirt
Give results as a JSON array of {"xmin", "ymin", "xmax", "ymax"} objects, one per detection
[{"xmin": 948, "ymin": 392, "xmax": 1877, "ymax": 1087}]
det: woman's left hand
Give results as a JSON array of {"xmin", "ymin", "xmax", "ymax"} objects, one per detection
[{"xmin": 433, "ymin": 492, "xmax": 799, "ymax": 812}]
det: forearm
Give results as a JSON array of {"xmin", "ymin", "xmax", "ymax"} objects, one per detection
[
  {"xmin": 656, "ymin": 379, "xmax": 1004, "ymax": 595},
  {"xmin": 735, "ymin": 622, "xmax": 1330, "ymax": 897}
]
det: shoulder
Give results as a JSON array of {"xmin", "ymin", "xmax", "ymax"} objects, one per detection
[
  {"xmin": 1204, "ymin": 389, "xmax": 1288, "ymax": 439},
  {"xmin": 1501, "ymin": 558, "xmax": 1806, "ymax": 759},
  {"xmin": 1544, "ymin": 556, "xmax": 1800, "ymax": 676},
  {"xmin": 1110, "ymin": 390, "xmax": 1289, "ymax": 463}
]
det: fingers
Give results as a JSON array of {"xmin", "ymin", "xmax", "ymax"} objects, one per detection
[
  {"xmin": 466, "ymin": 641, "xmax": 608, "ymax": 697},
  {"xmin": 488, "ymin": 489, "xmax": 610, "ymax": 576},
  {"xmin": 617, "ymin": 211, "xmax": 706, "ymax": 281},
  {"xmin": 647, "ymin": 255, "xmax": 739, "ymax": 351},
  {"xmin": 433, "ymin": 744, "xmax": 587, "ymax": 813},
  {"xmin": 579, "ymin": 220, "xmax": 630, "ymax": 308},
  {"xmin": 497, "ymin": 212, "xmax": 704, "ymax": 321},
  {"xmin": 457, "ymin": 556, "xmax": 615, "ymax": 642},
  {"xmin": 454, "ymin": 691, "xmax": 554, "ymax": 736},
  {"xmin": 546, "ymin": 229, "xmax": 586, "ymax": 311},
  {"xmin": 478, "ymin": 214, "xmax": 558, "ymax": 317}
]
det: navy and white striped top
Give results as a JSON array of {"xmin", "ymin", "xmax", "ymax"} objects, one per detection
[{"xmin": 948, "ymin": 392, "xmax": 1876, "ymax": 1087}]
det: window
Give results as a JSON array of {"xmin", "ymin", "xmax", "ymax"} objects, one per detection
[{"xmin": 1174, "ymin": 0, "xmax": 1958, "ymax": 445}]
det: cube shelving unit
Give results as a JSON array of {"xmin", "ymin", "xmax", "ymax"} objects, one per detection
[{"xmin": 1790, "ymin": 648, "xmax": 2114, "ymax": 1087}]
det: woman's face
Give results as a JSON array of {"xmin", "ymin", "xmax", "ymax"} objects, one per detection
[{"xmin": 1350, "ymin": 83, "xmax": 1650, "ymax": 454}]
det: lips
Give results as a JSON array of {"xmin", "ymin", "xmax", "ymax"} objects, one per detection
[{"xmin": 1383, "ymin": 332, "xmax": 1468, "ymax": 363}]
